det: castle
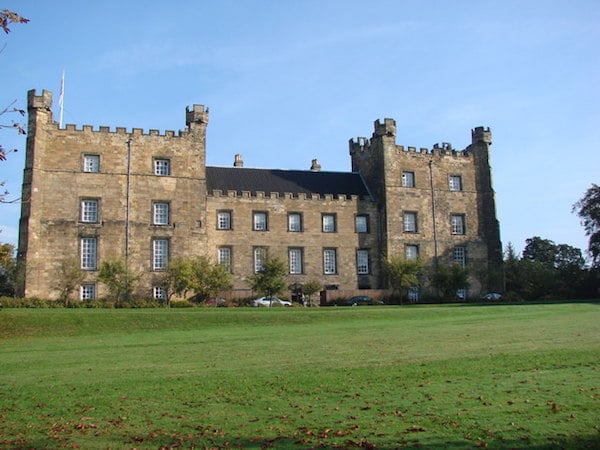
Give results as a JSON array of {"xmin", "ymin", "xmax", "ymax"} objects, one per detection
[{"xmin": 17, "ymin": 89, "xmax": 502, "ymax": 301}]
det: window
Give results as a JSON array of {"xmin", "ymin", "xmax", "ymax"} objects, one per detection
[
  {"xmin": 405, "ymin": 244, "xmax": 419, "ymax": 261},
  {"xmin": 357, "ymin": 249, "xmax": 369, "ymax": 275},
  {"xmin": 453, "ymin": 246, "xmax": 466, "ymax": 267},
  {"xmin": 449, "ymin": 175, "xmax": 463, "ymax": 192},
  {"xmin": 402, "ymin": 171, "xmax": 415, "ymax": 188},
  {"xmin": 355, "ymin": 215, "xmax": 369, "ymax": 233},
  {"xmin": 322, "ymin": 214, "xmax": 336, "ymax": 233},
  {"xmin": 80, "ymin": 199, "xmax": 99, "ymax": 223},
  {"xmin": 408, "ymin": 287, "xmax": 420, "ymax": 302},
  {"xmin": 80, "ymin": 237, "xmax": 97, "ymax": 270},
  {"xmin": 154, "ymin": 158, "xmax": 170, "ymax": 176},
  {"xmin": 80, "ymin": 284, "xmax": 96, "ymax": 300},
  {"xmin": 288, "ymin": 213, "xmax": 302, "ymax": 232},
  {"xmin": 218, "ymin": 247, "xmax": 232, "ymax": 272},
  {"xmin": 253, "ymin": 247, "xmax": 267, "ymax": 273},
  {"xmin": 403, "ymin": 212, "xmax": 418, "ymax": 233},
  {"xmin": 451, "ymin": 214, "xmax": 466, "ymax": 235},
  {"xmin": 217, "ymin": 210, "xmax": 232, "ymax": 230},
  {"xmin": 153, "ymin": 202, "xmax": 170, "ymax": 225},
  {"xmin": 253, "ymin": 211, "xmax": 268, "ymax": 231},
  {"xmin": 152, "ymin": 239, "xmax": 169, "ymax": 271},
  {"xmin": 153, "ymin": 286, "xmax": 167, "ymax": 301},
  {"xmin": 289, "ymin": 248, "xmax": 303, "ymax": 274},
  {"xmin": 83, "ymin": 154, "xmax": 100, "ymax": 173},
  {"xmin": 323, "ymin": 248, "xmax": 337, "ymax": 274}
]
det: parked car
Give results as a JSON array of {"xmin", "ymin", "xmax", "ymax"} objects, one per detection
[
  {"xmin": 205, "ymin": 297, "xmax": 227, "ymax": 306},
  {"xmin": 332, "ymin": 296, "xmax": 384, "ymax": 306},
  {"xmin": 251, "ymin": 297, "xmax": 292, "ymax": 307},
  {"xmin": 482, "ymin": 292, "xmax": 502, "ymax": 301}
]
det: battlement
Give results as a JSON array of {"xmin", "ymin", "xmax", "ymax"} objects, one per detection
[
  {"xmin": 471, "ymin": 126, "xmax": 492, "ymax": 144},
  {"xmin": 208, "ymin": 189, "xmax": 373, "ymax": 202},
  {"xmin": 350, "ymin": 137, "xmax": 471, "ymax": 158},
  {"xmin": 27, "ymin": 89, "xmax": 207, "ymax": 138},
  {"xmin": 373, "ymin": 118, "xmax": 396, "ymax": 137}
]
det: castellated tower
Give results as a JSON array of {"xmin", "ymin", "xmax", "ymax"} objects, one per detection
[
  {"xmin": 18, "ymin": 90, "xmax": 209, "ymax": 299},
  {"xmin": 350, "ymin": 120, "xmax": 503, "ymax": 294}
]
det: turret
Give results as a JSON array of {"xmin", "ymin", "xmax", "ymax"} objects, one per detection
[
  {"xmin": 185, "ymin": 104, "xmax": 209, "ymax": 128},
  {"xmin": 471, "ymin": 126, "xmax": 492, "ymax": 145}
]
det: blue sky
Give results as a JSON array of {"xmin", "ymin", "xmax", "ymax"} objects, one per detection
[{"xmin": 1, "ymin": 0, "xmax": 599, "ymax": 259}]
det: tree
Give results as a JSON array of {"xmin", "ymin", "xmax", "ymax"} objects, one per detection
[
  {"xmin": 187, "ymin": 257, "xmax": 232, "ymax": 303},
  {"xmin": 53, "ymin": 258, "xmax": 85, "ymax": 306},
  {"xmin": 573, "ymin": 184, "xmax": 600, "ymax": 267},
  {"xmin": 0, "ymin": 242, "xmax": 16, "ymax": 296},
  {"xmin": 382, "ymin": 256, "xmax": 423, "ymax": 305},
  {"xmin": 1, "ymin": 9, "xmax": 28, "ymax": 202},
  {"xmin": 301, "ymin": 280, "xmax": 323, "ymax": 307},
  {"xmin": 98, "ymin": 260, "xmax": 140, "ymax": 305},
  {"xmin": 522, "ymin": 236, "xmax": 558, "ymax": 267},
  {"xmin": 430, "ymin": 263, "xmax": 470, "ymax": 300},
  {"xmin": 248, "ymin": 257, "xmax": 287, "ymax": 301},
  {"xmin": 157, "ymin": 258, "xmax": 195, "ymax": 304}
]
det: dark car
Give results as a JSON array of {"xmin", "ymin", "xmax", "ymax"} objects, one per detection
[{"xmin": 333, "ymin": 296, "xmax": 384, "ymax": 306}]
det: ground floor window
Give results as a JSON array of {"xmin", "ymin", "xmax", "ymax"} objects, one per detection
[
  {"xmin": 153, "ymin": 286, "xmax": 167, "ymax": 301},
  {"xmin": 80, "ymin": 284, "xmax": 96, "ymax": 300}
]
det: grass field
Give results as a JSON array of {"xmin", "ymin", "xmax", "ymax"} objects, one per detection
[{"xmin": 0, "ymin": 303, "xmax": 598, "ymax": 449}]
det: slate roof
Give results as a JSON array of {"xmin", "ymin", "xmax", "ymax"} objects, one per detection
[{"xmin": 206, "ymin": 166, "xmax": 371, "ymax": 199}]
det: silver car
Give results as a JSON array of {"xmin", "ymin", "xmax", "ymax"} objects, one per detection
[{"xmin": 251, "ymin": 296, "xmax": 292, "ymax": 307}]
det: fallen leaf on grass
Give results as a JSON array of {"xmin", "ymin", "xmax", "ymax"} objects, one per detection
[{"xmin": 406, "ymin": 426, "xmax": 426, "ymax": 432}]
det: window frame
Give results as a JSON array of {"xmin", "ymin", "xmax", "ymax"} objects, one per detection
[
  {"xmin": 80, "ymin": 283, "xmax": 96, "ymax": 300},
  {"xmin": 82, "ymin": 154, "xmax": 100, "ymax": 173},
  {"xmin": 323, "ymin": 248, "xmax": 337, "ymax": 275},
  {"xmin": 153, "ymin": 286, "xmax": 167, "ymax": 301},
  {"xmin": 405, "ymin": 244, "xmax": 419, "ymax": 261},
  {"xmin": 403, "ymin": 211, "xmax": 418, "ymax": 233},
  {"xmin": 288, "ymin": 247, "xmax": 303, "ymax": 274},
  {"xmin": 253, "ymin": 247, "xmax": 268, "ymax": 273},
  {"xmin": 218, "ymin": 246, "xmax": 232, "ymax": 273},
  {"xmin": 322, "ymin": 213, "xmax": 337, "ymax": 233},
  {"xmin": 449, "ymin": 175, "xmax": 463, "ymax": 192},
  {"xmin": 401, "ymin": 171, "xmax": 416, "ymax": 188},
  {"xmin": 451, "ymin": 214, "xmax": 466, "ymax": 235},
  {"xmin": 356, "ymin": 249, "xmax": 369, "ymax": 275},
  {"xmin": 355, "ymin": 214, "xmax": 369, "ymax": 233},
  {"xmin": 252, "ymin": 211, "xmax": 268, "ymax": 231},
  {"xmin": 152, "ymin": 238, "xmax": 169, "ymax": 271},
  {"xmin": 80, "ymin": 198, "xmax": 99, "ymax": 223},
  {"xmin": 288, "ymin": 212, "xmax": 303, "ymax": 232},
  {"xmin": 453, "ymin": 246, "xmax": 467, "ymax": 267},
  {"xmin": 153, "ymin": 158, "xmax": 171, "ymax": 176},
  {"xmin": 152, "ymin": 201, "xmax": 170, "ymax": 226},
  {"xmin": 216, "ymin": 210, "xmax": 232, "ymax": 230},
  {"xmin": 80, "ymin": 237, "xmax": 97, "ymax": 271}
]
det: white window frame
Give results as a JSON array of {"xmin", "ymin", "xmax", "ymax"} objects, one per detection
[
  {"xmin": 408, "ymin": 287, "xmax": 420, "ymax": 302},
  {"xmin": 217, "ymin": 210, "xmax": 232, "ymax": 230},
  {"xmin": 218, "ymin": 247, "xmax": 232, "ymax": 272},
  {"xmin": 405, "ymin": 244, "xmax": 419, "ymax": 261},
  {"xmin": 451, "ymin": 214, "xmax": 466, "ymax": 235},
  {"xmin": 253, "ymin": 211, "xmax": 268, "ymax": 231},
  {"xmin": 453, "ymin": 246, "xmax": 466, "ymax": 267},
  {"xmin": 288, "ymin": 213, "xmax": 302, "ymax": 232},
  {"xmin": 289, "ymin": 248, "xmax": 303, "ymax": 274},
  {"xmin": 356, "ymin": 249, "xmax": 369, "ymax": 275},
  {"xmin": 80, "ymin": 199, "xmax": 99, "ymax": 223},
  {"xmin": 83, "ymin": 154, "xmax": 100, "ymax": 173},
  {"xmin": 355, "ymin": 215, "xmax": 368, "ymax": 233},
  {"xmin": 403, "ymin": 212, "xmax": 417, "ymax": 233},
  {"xmin": 153, "ymin": 286, "xmax": 167, "ymax": 301},
  {"xmin": 322, "ymin": 214, "xmax": 336, "ymax": 233},
  {"xmin": 152, "ymin": 238, "xmax": 169, "ymax": 271},
  {"xmin": 154, "ymin": 158, "xmax": 170, "ymax": 176},
  {"xmin": 253, "ymin": 247, "xmax": 267, "ymax": 273},
  {"xmin": 80, "ymin": 284, "xmax": 96, "ymax": 300},
  {"xmin": 80, "ymin": 237, "xmax": 97, "ymax": 270},
  {"xmin": 323, "ymin": 248, "xmax": 337, "ymax": 275},
  {"xmin": 449, "ymin": 175, "xmax": 463, "ymax": 192},
  {"xmin": 402, "ymin": 171, "xmax": 415, "ymax": 188},
  {"xmin": 153, "ymin": 202, "xmax": 170, "ymax": 226}
]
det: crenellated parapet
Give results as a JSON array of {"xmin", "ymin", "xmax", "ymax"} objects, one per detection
[{"xmin": 208, "ymin": 189, "xmax": 373, "ymax": 202}]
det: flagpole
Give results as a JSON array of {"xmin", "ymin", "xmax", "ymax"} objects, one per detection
[{"xmin": 58, "ymin": 70, "xmax": 65, "ymax": 128}]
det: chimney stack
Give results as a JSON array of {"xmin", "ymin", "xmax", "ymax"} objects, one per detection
[
  {"xmin": 310, "ymin": 158, "xmax": 321, "ymax": 172},
  {"xmin": 233, "ymin": 154, "xmax": 244, "ymax": 167}
]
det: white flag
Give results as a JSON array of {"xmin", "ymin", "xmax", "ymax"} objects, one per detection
[{"xmin": 58, "ymin": 70, "xmax": 65, "ymax": 128}]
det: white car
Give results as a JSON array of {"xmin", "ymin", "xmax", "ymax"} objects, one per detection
[
  {"xmin": 482, "ymin": 292, "xmax": 502, "ymax": 301},
  {"xmin": 251, "ymin": 297, "xmax": 291, "ymax": 307}
]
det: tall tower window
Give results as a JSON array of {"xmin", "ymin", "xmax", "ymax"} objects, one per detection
[
  {"xmin": 152, "ymin": 239, "xmax": 169, "ymax": 271},
  {"xmin": 82, "ymin": 154, "xmax": 100, "ymax": 173},
  {"xmin": 449, "ymin": 175, "xmax": 463, "ymax": 191},
  {"xmin": 289, "ymin": 248, "xmax": 303, "ymax": 274},
  {"xmin": 355, "ymin": 215, "xmax": 369, "ymax": 233},
  {"xmin": 402, "ymin": 171, "xmax": 415, "ymax": 188},
  {"xmin": 80, "ymin": 199, "xmax": 99, "ymax": 223},
  {"xmin": 403, "ymin": 212, "xmax": 418, "ymax": 233},
  {"xmin": 154, "ymin": 158, "xmax": 171, "ymax": 176},
  {"xmin": 323, "ymin": 248, "xmax": 337, "ymax": 274},
  {"xmin": 451, "ymin": 214, "xmax": 466, "ymax": 235},
  {"xmin": 218, "ymin": 247, "xmax": 232, "ymax": 273},
  {"xmin": 356, "ymin": 249, "xmax": 369, "ymax": 274},
  {"xmin": 253, "ymin": 247, "xmax": 267, "ymax": 273},
  {"xmin": 153, "ymin": 202, "xmax": 170, "ymax": 225}
]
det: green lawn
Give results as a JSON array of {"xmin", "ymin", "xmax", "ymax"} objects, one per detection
[{"xmin": 0, "ymin": 303, "xmax": 598, "ymax": 449}]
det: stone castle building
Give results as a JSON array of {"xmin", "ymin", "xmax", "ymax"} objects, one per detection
[{"xmin": 17, "ymin": 89, "xmax": 502, "ymax": 301}]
